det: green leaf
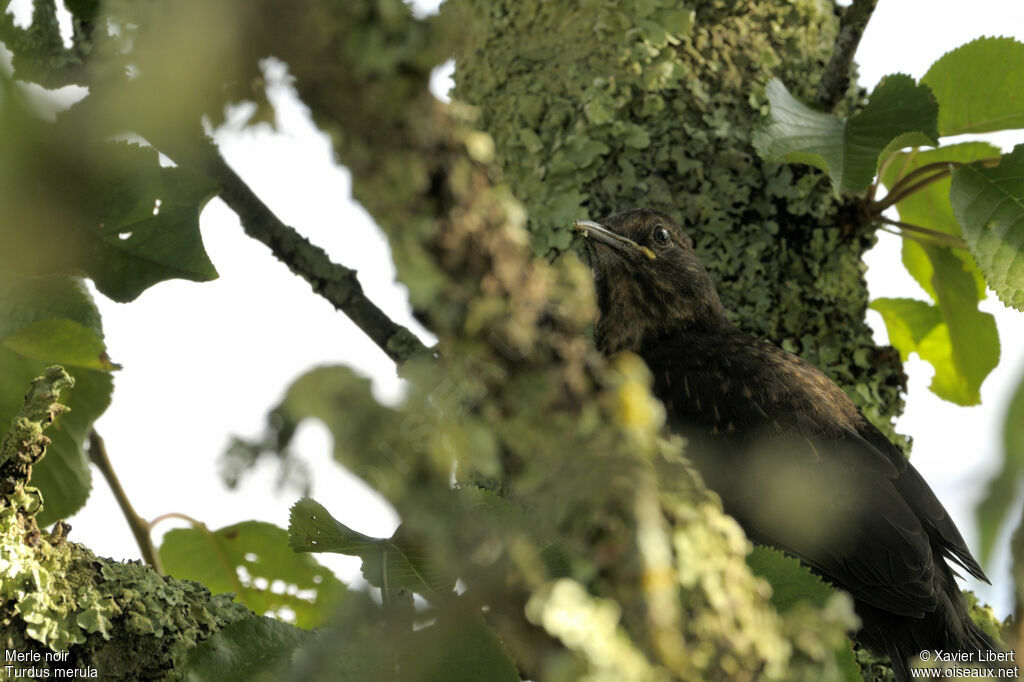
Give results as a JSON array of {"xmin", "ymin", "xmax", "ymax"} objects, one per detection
[
  {"xmin": 0, "ymin": 276, "xmax": 118, "ymax": 371},
  {"xmin": 976, "ymin": 366, "xmax": 1024, "ymax": 567},
  {"xmin": 747, "ymin": 547, "xmax": 862, "ymax": 682},
  {"xmin": 271, "ymin": 365, "xmax": 402, "ymax": 466},
  {"xmin": 951, "ymin": 144, "xmax": 1024, "ymax": 310},
  {"xmin": 875, "ymin": 144, "xmax": 1001, "ymax": 405},
  {"xmin": 927, "ymin": 245, "xmax": 1000, "ymax": 404},
  {"xmin": 746, "ymin": 546, "xmax": 837, "ymax": 612},
  {"xmin": 871, "ymin": 288, "xmax": 998, "ymax": 406},
  {"xmin": 289, "ymin": 498, "xmax": 455, "ymax": 603},
  {"xmin": 0, "ymin": 275, "xmax": 116, "ymax": 521},
  {"xmin": 159, "ymin": 521, "xmax": 346, "ymax": 629},
  {"xmin": 0, "ymin": 94, "xmax": 219, "ymax": 302},
  {"xmin": 753, "ymin": 76, "xmax": 938, "ymax": 194},
  {"xmin": 399, "ymin": 611, "xmax": 519, "ymax": 682},
  {"xmin": 880, "ymin": 142, "xmax": 999, "ymax": 300},
  {"xmin": 870, "ymin": 298, "xmax": 941, "ymax": 359},
  {"xmin": 922, "ymin": 37, "xmax": 1024, "ymax": 136},
  {"xmin": 181, "ymin": 615, "xmax": 311, "ymax": 682}
]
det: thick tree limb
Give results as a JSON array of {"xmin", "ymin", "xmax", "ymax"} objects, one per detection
[
  {"xmin": 815, "ymin": 0, "xmax": 877, "ymax": 111},
  {"xmin": 204, "ymin": 150, "xmax": 429, "ymax": 365}
]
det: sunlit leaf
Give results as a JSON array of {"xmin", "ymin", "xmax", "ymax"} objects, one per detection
[
  {"xmin": 871, "ymin": 288, "xmax": 998, "ymax": 407},
  {"xmin": 922, "ymin": 37, "xmax": 1024, "ymax": 136}
]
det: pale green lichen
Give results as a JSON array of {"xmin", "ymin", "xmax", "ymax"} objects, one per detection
[
  {"xmin": 1, "ymin": 487, "xmax": 251, "ymax": 679},
  {"xmin": 0, "ymin": 369, "xmax": 251, "ymax": 679}
]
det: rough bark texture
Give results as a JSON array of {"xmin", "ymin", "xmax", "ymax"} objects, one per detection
[
  {"xmin": 2, "ymin": 1, "xmax": 969, "ymax": 680},
  {"xmin": 453, "ymin": 0, "xmax": 909, "ymax": 448}
]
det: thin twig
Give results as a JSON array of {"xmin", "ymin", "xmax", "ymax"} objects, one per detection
[
  {"xmin": 202, "ymin": 149, "xmax": 429, "ymax": 365},
  {"xmin": 88, "ymin": 430, "xmax": 163, "ymax": 572},
  {"xmin": 815, "ymin": 0, "xmax": 878, "ymax": 111},
  {"xmin": 877, "ymin": 216, "xmax": 966, "ymax": 249}
]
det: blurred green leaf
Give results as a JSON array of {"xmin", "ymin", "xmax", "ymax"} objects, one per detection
[
  {"xmin": 977, "ymin": 366, "xmax": 1024, "ymax": 567},
  {"xmin": 0, "ymin": 276, "xmax": 115, "ymax": 521},
  {"xmin": 0, "ymin": 276, "xmax": 118, "ymax": 371},
  {"xmin": 951, "ymin": 144, "xmax": 1024, "ymax": 311},
  {"xmin": 159, "ymin": 521, "xmax": 346, "ymax": 629},
  {"xmin": 922, "ymin": 37, "xmax": 1024, "ymax": 136},
  {"xmin": 753, "ymin": 75, "xmax": 938, "ymax": 195},
  {"xmin": 0, "ymin": 92, "xmax": 218, "ymax": 302},
  {"xmin": 63, "ymin": 0, "xmax": 101, "ymax": 22},
  {"xmin": 400, "ymin": 609, "xmax": 519, "ymax": 682},
  {"xmin": 747, "ymin": 546, "xmax": 861, "ymax": 682},
  {"xmin": 180, "ymin": 615, "xmax": 312, "ymax": 682},
  {"xmin": 289, "ymin": 498, "xmax": 455, "ymax": 604}
]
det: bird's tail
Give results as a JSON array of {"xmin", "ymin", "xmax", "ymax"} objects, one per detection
[{"xmin": 880, "ymin": 573, "xmax": 1008, "ymax": 682}]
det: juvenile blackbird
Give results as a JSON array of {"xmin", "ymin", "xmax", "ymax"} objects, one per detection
[{"xmin": 575, "ymin": 208, "xmax": 996, "ymax": 681}]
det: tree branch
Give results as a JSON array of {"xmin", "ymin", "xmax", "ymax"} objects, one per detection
[
  {"xmin": 815, "ymin": 0, "xmax": 878, "ymax": 111},
  {"xmin": 88, "ymin": 429, "xmax": 163, "ymax": 572},
  {"xmin": 203, "ymin": 150, "xmax": 429, "ymax": 365}
]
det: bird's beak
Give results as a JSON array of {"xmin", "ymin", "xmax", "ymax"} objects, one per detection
[{"xmin": 573, "ymin": 219, "xmax": 656, "ymax": 260}]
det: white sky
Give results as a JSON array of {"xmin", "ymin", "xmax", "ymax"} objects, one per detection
[{"xmin": 5, "ymin": 0, "xmax": 1024, "ymax": 618}]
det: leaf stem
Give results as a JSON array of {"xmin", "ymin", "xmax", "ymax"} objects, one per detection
[
  {"xmin": 875, "ymin": 169, "xmax": 952, "ymax": 211},
  {"xmin": 874, "ymin": 156, "xmax": 1003, "ymax": 211},
  {"xmin": 877, "ymin": 216, "xmax": 966, "ymax": 249},
  {"xmin": 815, "ymin": 0, "xmax": 878, "ymax": 111},
  {"xmin": 88, "ymin": 429, "xmax": 163, "ymax": 573}
]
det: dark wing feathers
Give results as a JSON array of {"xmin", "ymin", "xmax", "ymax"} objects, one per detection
[
  {"xmin": 857, "ymin": 411, "xmax": 988, "ymax": 583},
  {"xmin": 645, "ymin": 330, "xmax": 985, "ymax": 620}
]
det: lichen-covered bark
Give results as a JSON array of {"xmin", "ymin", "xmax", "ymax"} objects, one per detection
[
  {"xmin": 1, "ymin": 1, "xmax": 925, "ymax": 680},
  {"xmin": 0, "ymin": 369, "xmax": 251, "ymax": 679},
  {"xmin": 452, "ymin": 0, "xmax": 908, "ymax": 447},
  {"xmin": 232, "ymin": 3, "xmax": 862, "ymax": 680}
]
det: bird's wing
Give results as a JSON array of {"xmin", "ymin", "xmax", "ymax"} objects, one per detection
[
  {"xmin": 857, "ymin": 419, "xmax": 988, "ymax": 583},
  {"xmin": 646, "ymin": 334, "xmax": 971, "ymax": 616},
  {"xmin": 698, "ymin": 429, "xmax": 939, "ymax": 616}
]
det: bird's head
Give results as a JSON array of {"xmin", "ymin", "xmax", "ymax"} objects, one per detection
[{"xmin": 574, "ymin": 208, "xmax": 727, "ymax": 353}]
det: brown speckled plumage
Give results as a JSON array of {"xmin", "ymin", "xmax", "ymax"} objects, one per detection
[{"xmin": 578, "ymin": 208, "xmax": 996, "ymax": 681}]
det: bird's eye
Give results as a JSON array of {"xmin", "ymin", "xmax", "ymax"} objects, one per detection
[{"xmin": 652, "ymin": 225, "xmax": 671, "ymax": 246}]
